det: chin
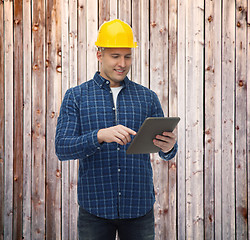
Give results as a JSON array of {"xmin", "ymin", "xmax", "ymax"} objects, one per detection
[{"xmin": 113, "ymin": 75, "xmax": 125, "ymax": 81}]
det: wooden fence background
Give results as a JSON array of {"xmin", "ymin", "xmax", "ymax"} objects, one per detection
[{"xmin": 0, "ymin": 0, "xmax": 249, "ymax": 239}]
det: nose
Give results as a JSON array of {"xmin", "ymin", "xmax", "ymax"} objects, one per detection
[{"xmin": 118, "ymin": 57, "xmax": 126, "ymax": 68}]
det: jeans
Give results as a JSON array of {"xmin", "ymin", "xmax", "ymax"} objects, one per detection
[{"xmin": 78, "ymin": 207, "xmax": 155, "ymax": 240}]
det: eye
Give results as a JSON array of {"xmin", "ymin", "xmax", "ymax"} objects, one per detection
[
  {"xmin": 111, "ymin": 55, "xmax": 119, "ymax": 58},
  {"xmin": 125, "ymin": 55, "xmax": 132, "ymax": 59}
]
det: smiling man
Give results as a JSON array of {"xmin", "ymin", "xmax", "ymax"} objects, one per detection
[{"xmin": 55, "ymin": 19, "xmax": 178, "ymax": 240}]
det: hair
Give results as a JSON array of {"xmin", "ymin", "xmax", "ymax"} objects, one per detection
[{"xmin": 97, "ymin": 47, "xmax": 105, "ymax": 52}]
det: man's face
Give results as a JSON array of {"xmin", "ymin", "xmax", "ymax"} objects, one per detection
[{"xmin": 97, "ymin": 48, "xmax": 132, "ymax": 87}]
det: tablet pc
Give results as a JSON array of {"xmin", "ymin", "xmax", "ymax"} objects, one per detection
[{"xmin": 126, "ymin": 117, "xmax": 180, "ymax": 154}]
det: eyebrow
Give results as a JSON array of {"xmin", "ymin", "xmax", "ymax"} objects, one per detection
[{"xmin": 110, "ymin": 53, "xmax": 132, "ymax": 57}]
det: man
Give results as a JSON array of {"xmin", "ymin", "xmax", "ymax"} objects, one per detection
[{"xmin": 55, "ymin": 19, "xmax": 178, "ymax": 240}]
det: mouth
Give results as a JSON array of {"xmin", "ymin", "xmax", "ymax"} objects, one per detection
[{"xmin": 115, "ymin": 69, "xmax": 125, "ymax": 74}]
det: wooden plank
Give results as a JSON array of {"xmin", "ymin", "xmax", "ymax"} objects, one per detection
[
  {"xmin": 247, "ymin": 12, "xmax": 250, "ymax": 240},
  {"xmin": 86, "ymin": 0, "xmax": 98, "ymax": 80},
  {"xmin": 61, "ymin": 0, "xmax": 70, "ymax": 94},
  {"xmin": 138, "ymin": 0, "xmax": 149, "ymax": 87},
  {"xmin": 0, "ymin": 1, "xmax": 4, "ymax": 238},
  {"xmin": 177, "ymin": 0, "xmax": 186, "ymax": 238},
  {"xmin": 149, "ymin": 0, "xmax": 168, "ymax": 114},
  {"xmin": 69, "ymin": 0, "xmax": 79, "ymax": 239},
  {"xmin": 13, "ymin": 0, "xmax": 23, "ymax": 239},
  {"xmin": 110, "ymin": 0, "xmax": 117, "ymax": 20},
  {"xmin": 23, "ymin": 0, "xmax": 32, "ymax": 238},
  {"xmin": 98, "ymin": 0, "xmax": 110, "ymax": 80},
  {"xmin": 31, "ymin": 0, "xmax": 46, "ymax": 238},
  {"xmin": 204, "ymin": 0, "xmax": 222, "ymax": 239},
  {"xmin": 99, "ymin": 0, "xmax": 110, "ymax": 23},
  {"xmin": 168, "ymin": 0, "xmax": 178, "ymax": 238},
  {"xmin": 185, "ymin": 0, "xmax": 204, "ymax": 239},
  {"xmin": 78, "ymin": 0, "xmax": 87, "ymax": 85},
  {"xmin": 248, "ymin": 1, "xmax": 250, "ymax": 24},
  {"xmin": 149, "ymin": 0, "xmax": 169, "ymax": 238},
  {"xmin": 118, "ymin": 0, "xmax": 131, "ymax": 23},
  {"xmin": 61, "ymin": 0, "xmax": 70, "ymax": 239},
  {"xmin": 212, "ymin": 2, "xmax": 222, "ymax": 239},
  {"xmin": 131, "ymin": 0, "xmax": 140, "ymax": 84},
  {"xmin": 69, "ymin": 0, "xmax": 78, "ymax": 88},
  {"xmin": 235, "ymin": 1, "xmax": 248, "ymax": 239},
  {"xmin": 118, "ymin": 0, "xmax": 131, "ymax": 80},
  {"xmin": 98, "ymin": 0, "xmax": 110, "ymax": 73},
  {"xmin": 221, "ymin": 0, "xmax": 236, "ymax": 238},
  {"xmin": 168, "ymin": 0, "xmax": 178, "ymax": 115},
  {"xmin": 4, "ymin": 1, "xmax": 14, "ymax": 239},
  {"xmin": 46, "ymin": 0, "xmax": 62, "ymax": 239},
  {"xmin": 131, "ymin": 0, "xmax": 147, "ymax": 86},
  {"xmin": 98, "ymin": 0, "xmax": 110, "ymax": 30}
]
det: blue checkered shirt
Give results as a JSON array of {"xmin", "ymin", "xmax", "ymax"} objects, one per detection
[{"xmin": 55, "ymin": 72, "xmax": 178, "ymax": 219}]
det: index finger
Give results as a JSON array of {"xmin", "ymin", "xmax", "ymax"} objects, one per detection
[{"xmin": 119, "ymin": 125, "xmax": 137, "ymax": 135}]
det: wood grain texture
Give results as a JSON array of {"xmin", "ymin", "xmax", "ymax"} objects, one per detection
[
  {"xmin": 86, "ymin": 0, "xmax": 98, "ymax": 80},
  {"xmin": 185, "ymin": 1, "xmax": 204, "ymax": 239},
  {"xmin": 46, "ymin": 0, "xmax": 62, "ymax": 238},
  {"xmin": 150, "ymin": 1, "xmax": 169, "ymax": 239},
  {"xmin": 69, "ymin": 0, "xmax": 79, "ymax": 239},
  {"xmin": 177, "ymin": 0, "xmax": 186, "ymax": 238},
  {"xmin": 0, "ymin": 1, "xmax": 4, "ymax": 238},
  {"xmin": 61, "ymin": 1, "xmax": 70, "ymax": 239},
  {"xmin": 4, "ymin": 2, "xmax": 14, "ymax": 239},
  {"xmin": 221, "ymin": 1, "xmax": 236, "ymax": 238},
  {"xmin": 247, "ymin": 9, "xmax": 250, "ymax": 239},
  {"xmin": 204, "ymin": 0, "xmax": 222, "ymax": 239},
  {"xmin": 0, "ymin": 0, "xmax": 249, "ymax": 239},
  {"xmin": 235, "ymin": 1, "xmax": 248, "ymax": 239},
  {"xmin": 248, "ymin": 0, "xmax": 250, "ymax": 24},
  {"xmin": 31, "ymin": 0, "xmax": 46, "ymax": 238},
  {"xmin": 168, "ymin": 0, "xmax": 178, "ymax": 238},
  {"xmin": 23, "ymin": 0, "xmax": 32, "ymax": 238},
  {"xmin": 13, "ymin": 0, "xmax": 23, "ymax": 239},
  {"xmin": 78, "ymin": 0, "xmax": 87, "ymax": 85}
]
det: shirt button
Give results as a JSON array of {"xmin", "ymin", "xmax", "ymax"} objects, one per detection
[
  {"xmin": 106, "ymin": 81, "xmax": 109, "ymax": 85},
  {"xmin": 97, "ymin": 147, "xmax": 100, "ymax": 150},
  {"xmin": 112, "ymin": 107, "xmax": 115, "ymax": 111},
  {"xmin": 86, "ymin": 154, "xmax": 89, "ymax": 157},
  {"xmin": 118, "ymin": 169, "xmax": 121, "ymax": 172},
  {"xmin": 117, "ymin": 147, "xmax": 120, "ymax": 151},
  {"xmin": 119, "ymin": 192, "xmax": 121, "ymax": 196}
]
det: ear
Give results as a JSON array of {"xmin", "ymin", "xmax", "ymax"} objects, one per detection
[{"xmin": 96, "ymin": 50, "xmax": 102, "ymax": 62}]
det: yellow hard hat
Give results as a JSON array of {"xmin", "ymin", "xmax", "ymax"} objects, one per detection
[{"xmin": 95, "ymin": 19, "xmax": 138, "ymax": 48}]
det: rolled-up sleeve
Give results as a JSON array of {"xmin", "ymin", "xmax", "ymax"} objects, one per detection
[
  {"xmin": 55, "ymin": 89, "xmax": 101, "ymax": 161},
  {"xmin": 159, "ymin": 142, "xmax": 178, "ymax": 161}
]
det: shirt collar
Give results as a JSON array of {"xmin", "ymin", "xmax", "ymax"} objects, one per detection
[{"xmin": 93, "ymin": 71, "xmax": 130, "ymax": 90}]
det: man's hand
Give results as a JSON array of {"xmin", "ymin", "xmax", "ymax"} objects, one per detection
[
  {"xmin": 97, "ymin": 125, "xmax": 136, "ymax": 145},
  {"xmin": 153, "ymin": 132, "xmax": 176, "ymax": 153}
]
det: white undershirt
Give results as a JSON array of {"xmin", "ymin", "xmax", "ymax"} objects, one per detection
[{"xmin": 111, "ymin": 86, "xmax": 123, "ymax": 109}]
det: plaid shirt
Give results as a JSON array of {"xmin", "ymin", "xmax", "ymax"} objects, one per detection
[{"xmin": 55, "ymin": 72, "xmax": 178, "ymax": 219}]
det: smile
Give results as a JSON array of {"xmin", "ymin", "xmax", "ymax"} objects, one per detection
[{"xmin": 115, "ymin": 69, "xmax": 125, "ymax": 73}]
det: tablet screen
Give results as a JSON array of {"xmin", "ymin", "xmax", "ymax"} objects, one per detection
[{"xmin": 126, "ymin": 117, "xmax": 180, "ymax": 154}]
